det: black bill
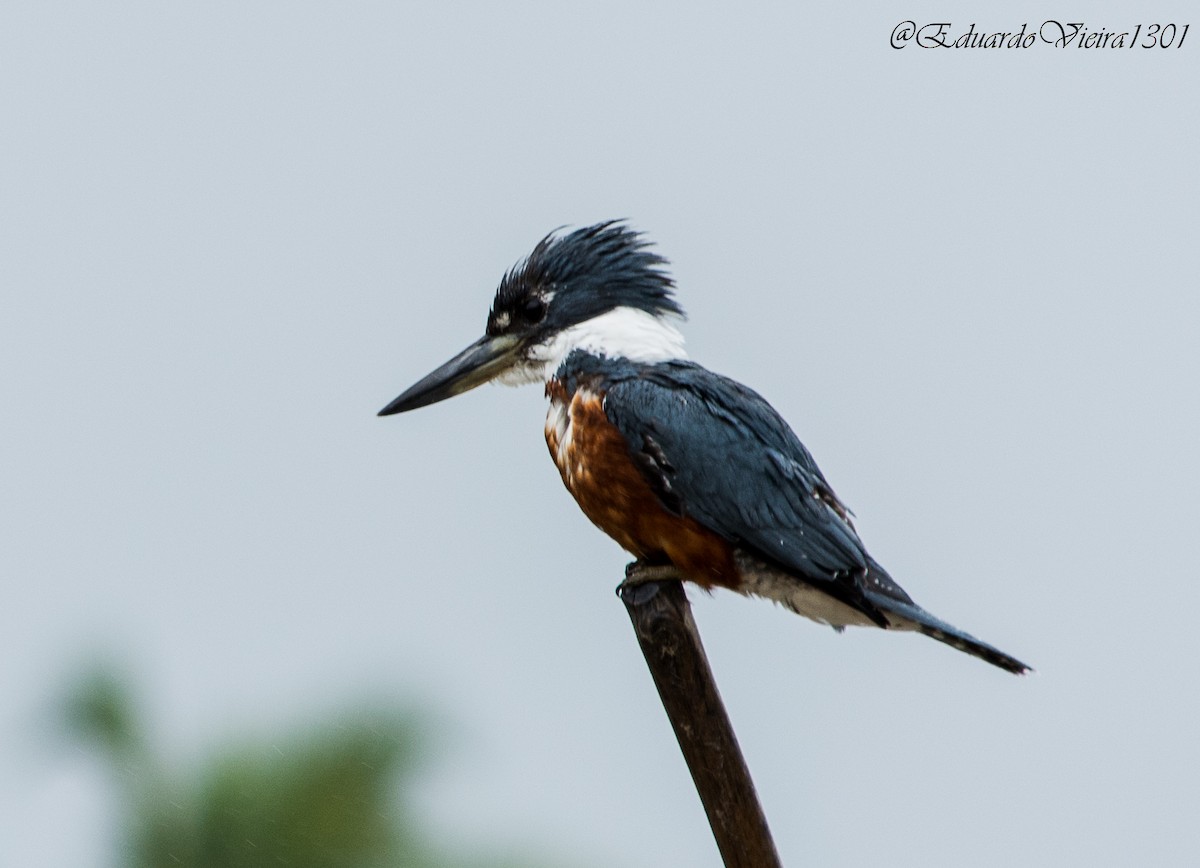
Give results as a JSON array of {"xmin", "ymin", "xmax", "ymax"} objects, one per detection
[{"xmin": 378, "ymin": 334, "xmax": 521, "ymax": 416}]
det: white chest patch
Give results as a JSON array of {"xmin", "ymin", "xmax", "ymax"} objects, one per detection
[{"xmin": 545, "ymin": 394, "xmax": 573, "ymax": 469}]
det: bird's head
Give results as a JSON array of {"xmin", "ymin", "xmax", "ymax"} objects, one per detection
[{"xmin": 378, "ymin": 221, "xmax": 686, "ymax": 415}]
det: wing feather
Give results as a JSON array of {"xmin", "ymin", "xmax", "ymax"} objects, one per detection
[{"xmin": 603, "ymin": 361, "xmax": 869, "ymax": 585}]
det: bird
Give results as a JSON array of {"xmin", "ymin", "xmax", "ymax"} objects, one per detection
[{"xmin": 379, "ymin": 221, "xmax": 1030, "ymax": 674}]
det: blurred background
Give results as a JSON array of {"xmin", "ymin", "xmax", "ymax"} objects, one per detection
[{"xmin": 2, "ymin": 2, "xmax": 1197, "ymax": 866}]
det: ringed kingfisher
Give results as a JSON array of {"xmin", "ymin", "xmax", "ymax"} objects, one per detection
[{"xmin": 379, "ymin": 221, "xmax": 1029, "ymax": 674}]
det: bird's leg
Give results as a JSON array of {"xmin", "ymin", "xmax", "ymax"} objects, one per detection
[
  {"xmin": 616, "ymin": 561, "xmax": 683, "ymax": 605},
  {"xmin": 620, "ymin": 560, "xmax": 683, "ymax": 588}
]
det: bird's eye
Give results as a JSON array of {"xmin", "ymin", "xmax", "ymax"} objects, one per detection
[{"xmin": 520, "ymin": 298, "xmax": 547, "ymax": 323}]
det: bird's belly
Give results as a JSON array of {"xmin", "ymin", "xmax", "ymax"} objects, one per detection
[
  {"xmin": 544, "ymin": 385, "xmax": 738, "ymax": 589},
  {"xmin": 733, "ymin": 550, "xmax": 877, "ymax": 628}
]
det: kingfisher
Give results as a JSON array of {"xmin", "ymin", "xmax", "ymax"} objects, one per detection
[{"xmin": 379, "ymin": 221, "xmax": 1029, "ymax": 674}]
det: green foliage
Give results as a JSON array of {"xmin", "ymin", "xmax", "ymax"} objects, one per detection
[
  {"xmin": 188, "ymin": 711, "xmax": 425, "ymax": 868},
  {"xmin": 65, "ymin": 669, "xmax": 561, "ymax": 868},
  {"xmin": 125, "ymin": 709, "xmax": 435, "ymax": 868},
  {"xmin": 65, "ymin": 668, "xmax": 142, "ymax": 758}
]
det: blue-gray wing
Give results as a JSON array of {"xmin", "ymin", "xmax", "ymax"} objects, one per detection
[
  {"xmin": 595, "ymin": 361, "xmax": 1030, "ymax": 673},
  {"xmin": 603, "ymin": 361, "xmax": 870, "ymax": 584}
]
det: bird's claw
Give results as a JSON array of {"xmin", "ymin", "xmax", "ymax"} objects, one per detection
[{"xmin": 618, "ymin": 561, "xmax": 682, "ymax": 589}]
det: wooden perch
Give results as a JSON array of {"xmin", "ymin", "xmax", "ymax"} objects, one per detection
[{"xmin": 618, "ymin": 574, "xmax": 782, "ymax": 868}]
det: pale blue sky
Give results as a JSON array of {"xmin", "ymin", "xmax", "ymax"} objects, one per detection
[{"xmin": 2, "ymin": 3, "xmax": 1198, "ymax": 866}]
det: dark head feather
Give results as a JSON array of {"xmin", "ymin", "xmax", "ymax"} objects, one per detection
[{"xmin": 488, "ymin": 221, "xmax": 683, "ymax": 336}]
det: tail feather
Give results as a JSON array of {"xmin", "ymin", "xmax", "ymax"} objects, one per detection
[{"xmin": 864, "ymin": 591, "xmax": 1032, "ymax": 676}]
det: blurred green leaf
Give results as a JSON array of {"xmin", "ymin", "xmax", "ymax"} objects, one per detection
[
  {"xmin": 64, "ymin": 668, "xmax": 141, "ymax": 758},
  {"xmin": 66, "ymin": 670, "xmax": 571, "ymax": 868}
]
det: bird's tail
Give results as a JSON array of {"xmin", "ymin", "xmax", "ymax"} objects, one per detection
[{"xmin": 862, "ymin": 562, "xmax": 1032, "ymax": 675}]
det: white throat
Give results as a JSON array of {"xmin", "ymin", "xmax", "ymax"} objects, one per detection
[{"xmin": 497, "ymin": 306, "xmax": 687, "ymax": 386}]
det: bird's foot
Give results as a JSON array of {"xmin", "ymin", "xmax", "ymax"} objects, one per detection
[
  {"xmin": 618, "ymin": 561, "xmax": 682, "ymax": 590},
  {"xmin": 616, "ymin": 561, "xmax": 682, "ymax": 604}
]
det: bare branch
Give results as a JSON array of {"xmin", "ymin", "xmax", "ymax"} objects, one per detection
[{"xmin": 618, "ymin": 575, "xmax": 782, "ymax": 868}]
